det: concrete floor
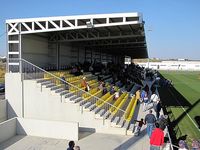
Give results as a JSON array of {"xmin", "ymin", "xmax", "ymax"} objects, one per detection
[{"xmin": 0, "ymin": 132, "xmax": 150, "ymax": 150}]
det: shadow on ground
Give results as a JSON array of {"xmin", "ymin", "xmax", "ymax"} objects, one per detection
[{"xmin": 158, "ymin": 73, "xmax": 200, "ymax": 146}]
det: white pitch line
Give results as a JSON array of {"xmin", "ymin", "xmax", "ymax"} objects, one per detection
[{"xmin": 167, "ymin": 88, "xmax": 200, "ymax": 132}]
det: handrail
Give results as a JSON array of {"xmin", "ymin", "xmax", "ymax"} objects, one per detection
[{"xmin": 19, "ymin": 58, "xmax": 126, "ymax": 115}]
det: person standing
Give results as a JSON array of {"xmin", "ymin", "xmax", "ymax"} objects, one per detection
[
  {"xmin": 145, "ymin": 110, "xmax": 156, "ymax": 138},
  {"xmin": 134, "ymin": 118, "xmax": 145, "ymax": 136},
  {"xmin": 150, "ymin": 123, "xmax": 164, "ymax": 150},
  {"xmin": 154, "ymin": 100, "xmax": 161, "ymax": 119},
  {"xmin": 67, "ymin": 141, "xmax": 75, "ymax": 150},
  {"xmin": 143, "ymin": 92, "xmax": 149, "ymax": 111}
]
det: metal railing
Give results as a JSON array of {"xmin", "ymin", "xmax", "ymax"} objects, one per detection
[
  {"xmin": 156, "ymin": 87, "xmax": 174, "ymax": 150},
  {"xmin": 13, "ymin": 58, "xmax": 127, "ymax": 121}
]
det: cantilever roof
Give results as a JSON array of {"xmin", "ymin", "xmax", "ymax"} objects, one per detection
[{"xmin": 6, "ymin": 12, "xmax": 148, "ymax": 58}]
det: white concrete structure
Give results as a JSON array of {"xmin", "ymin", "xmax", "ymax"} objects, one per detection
[
  {"xmin": 137, "ymin": 60, "xmax": 200, "ymax": 71},
  {"xmin": 0, "ymin": 100, "xmax": 7, "ymax": 122},
  {"xmin": 0, "ymin": 117, "xmax": 78, "ymax": 143},
  {"xmin": 5, "ymin": 73, "xmax": 128, "ymax": 135}
]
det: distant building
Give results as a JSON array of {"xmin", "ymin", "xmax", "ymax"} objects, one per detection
[{"xmin": 136, "ymin": 60, "xmax": 200, "ymax": 71}]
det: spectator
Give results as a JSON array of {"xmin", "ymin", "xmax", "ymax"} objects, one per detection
[
  {"xmin": 191, "ymin": 139, "xmax": 200, "ymax": 150},
  {"xmin": 157, "ymin": 115, "xmax": 168, "ymax": 130},
  {"xmin": 81, "ymin": 77, "xmax": 90, "ymax": 91},
  {"xmin": 154, "ymin": 100, "xmax": 162, "ymax": 119},
  {"xmin": 98, "ymin": 81, "xmax": 104, "ymax": 90},
  {"xmin": 140, "ymin": 89, "xmax": 146, "ymax": 102},
  {"xmin": 143, "ymin": 92, "xmax": 149, "ymax": 111},
  {"xmin": 178, "ymin": 140, "xmax": 188, "ymax": 150},
  {"xmin": 102, "ymin": 85, "xmax": 107, "ymax": 95},
  {"xmin": 145, "ymin": 110, "xmax": 156, "ymax": 138},
  {"xmin": 134, "ymin": 118, "xmax": 145, "ymax": 136},
  {"xmin": 110, "ymin": 85, "xmax": 115, "ymax": 94},
  {"xmin": 150, "ymin": 93, "xmax": 159, "ymax": 104},
  {"xmin": 60, "ymin": 73, "xmax": 68, "ymax": 90},
  {"xmin": 150, "ymin": 122, "xmax": 164, "ymax": 150},
  {"xmin": 113, "ymin": 91, "xmax": 119, "ymax": 100},
  {"xmin": 67, "ymin": 141, "xmax": 75, "ymax": 150},
  {"xmin": 74, "ymin": 146, "xmax": 80, "ymax": 150}
]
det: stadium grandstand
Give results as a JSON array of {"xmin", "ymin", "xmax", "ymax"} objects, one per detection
[{"xmin": 0, "ymin": 12, "xmax": 175, "ymax": 149}]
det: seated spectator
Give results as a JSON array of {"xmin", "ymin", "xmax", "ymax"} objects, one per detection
[
  {"xmin": 102, "ymin": 85, "xmax": 107, "ymax": 95},
  {"xmin": 110, "ymin": 85, "xmax": 115, "ymax": 95},
  {"xmin": 113, "ymin": 91, "xmax": 119, "ymax": 100},
  {"xmin": 98, "ymin": 81, "xmax": 104, "ymax": 90},
  {"xmin": 67, "ymin": 141, "xmax": 75, "ymax": 150},
  {"xmin": 81, "ymin": 77, "xmax": 90, "ymax": 92}
]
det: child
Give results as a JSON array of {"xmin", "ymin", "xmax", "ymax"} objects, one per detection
[{"xmin": 134, "ymin": 118, "xmax": 145, "ymax": 136}]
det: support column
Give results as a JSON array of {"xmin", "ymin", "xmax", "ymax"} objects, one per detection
[
  {"xmin": 7, "ymin": 23, "xmax": 21, "ymax": 73},
  {"xmin": 56, "ymin": 42, "xmax": 60, "ymax": 70}
]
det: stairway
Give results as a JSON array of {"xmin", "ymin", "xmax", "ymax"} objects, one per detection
[{"xmin": 31, "ymin": 71, "xmax": 140, "ymax": 135}]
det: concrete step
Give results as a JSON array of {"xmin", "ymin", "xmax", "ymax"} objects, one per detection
[
  {"xmin": 41, "ymin": 80, "xmax": 52, "ymax": 85},
  {"xmin": 36, "ymin": 78, "xmax": 51, "ymax": 83},
  {"xmin": 123, "ymin": 121, "xmax": 130, "ymax": 129},
  {"xmin": 88, "ymin": 104, "xmax": 96, "ymax": 111},
  {"xmin": 55, "ymin": 88, "xmax": 65, "ymax": 93},
  {"xmin": 45, "ymin": 83, "xmax": 55, "ymax": 88},
  {"xmin": 79, "ymin": 100, "xmax": 87, "ymax": 106},
  {"xmin": 95, "ymin": 109, "xmax": 105, "ymax": 119},
  {"xmin": 83, "ymin": 102, "xmax": 92, "ymax": 109},
  {"xmin": 103, "ymin": 111, "xmax": 111, "ymax": 119},
  {"xmin": 64, "ymin": 94, "xmax": 75, "ymax": 102},
  {"xmin": 73, "ymin": 97, "xmax": 83, "ymax": 103},
  {"xmin": 69, "ymin": 95, "xmax": 78, "ymax": 101},
  {"xmin": 115, "ymin": 118, "xmax": 125, "ymax": 128},
  {"xmin": 93, "ymin": 107, "xmax": 100, "ymax": 114},
  {"xmin": 65, "ymin": 93, "xmax": 74, "ymax": 98},
  {"xmin": 60, "ymin": 90, "xmax": 69, "ymax": 96},
  {"xmin": 127, "ymin": 123, "xmax": 135, "ymax": 135},
  {"xmin": 51, "ymin": 85, "xmax": 62, "ymax": 91},
  {"xmin": 108, "ymin": 114, "xmax": 114, "ymax": 121},
  {"xmin": 111, "ymin": 117, "xmax": 120, "ymax": 127},
  {"xmin": 83, "ymin": 102, "xmax": 92, "ymax": 111}
]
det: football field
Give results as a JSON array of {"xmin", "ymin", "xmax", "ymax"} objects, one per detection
[{"xmin": 159, "ymin": 71, "xmax": 200, "ymax": 144}]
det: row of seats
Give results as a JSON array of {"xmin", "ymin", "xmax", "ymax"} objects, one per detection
[
  {"xmin": 109, "ymin": 93, "xmax": 128, "ymax": 115},
  {"xmin": 43, "ymin": 70, "xmax": 141, "ymax": 128}
]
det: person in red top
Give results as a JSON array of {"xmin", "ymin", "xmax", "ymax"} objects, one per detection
[{"xmin": 150, "ymin": 122, "xmax": 164, "ymax": 150}]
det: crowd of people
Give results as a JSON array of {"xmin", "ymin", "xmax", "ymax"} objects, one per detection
[{"xmin": 55, "ymin": 60, "xmax": 199, "ymax": 150}]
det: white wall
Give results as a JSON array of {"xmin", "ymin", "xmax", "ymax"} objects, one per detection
[
  {"xmin": 0, "ymin": 100, "xmax": 7, "ymax": 122},
  {"xmin": 23, "ymin": 80, "xmax": 105, "ymax": 129},
  {"xmin": 17, "ymin": 118, "xmax": 79, "ymax": 140},
  {"xmin": 5, "ymin": 73, "xmax": 23, "ymax": 119},
  {"xmin": 60, "ymin": 43, "xmax": 73, "ymax": 65},
  {"xmin": 0, "ymin": 118, "xmax": 16, "ymax": 143},
  {"xmin": 22, "ymin": 34, "xmax": 50, "ymax": 67}
]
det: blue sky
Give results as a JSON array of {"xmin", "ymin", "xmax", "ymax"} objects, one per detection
[{"xmin": 0, "ymin": 0, "xmax": 200, "ymax": 59}]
